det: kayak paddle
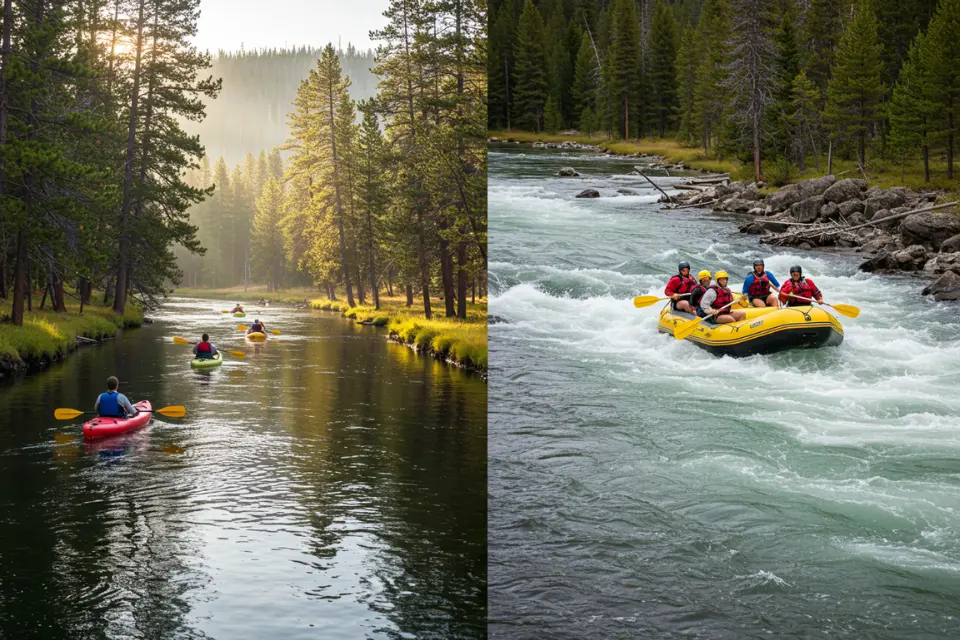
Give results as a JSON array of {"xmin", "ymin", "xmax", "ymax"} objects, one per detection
[
  {"xmin": 236, "ymin": 325, "xmax": 281, "ymax": 335},
  {"xmin": 673, "ymin": 296, "xmax": 745, "ymax": 341},
  {"xmin": 172, "ymin": 336, "xmax": 246, "ymax": 358},
  {"xmin": 633, "ymin": 293, "xmax": 690, "ymax": 309},
  {"xmin": 781, "ymin": 293, "xmax": 860, "ymax": 318},
  {"xmin": 54, "ymin": 406, "xmax": 187, "ymax": 420}
]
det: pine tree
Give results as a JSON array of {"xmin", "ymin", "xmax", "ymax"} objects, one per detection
[
  {"xmin": 802, "ymin": 0, "xmax": 844, "ymax": 102},
  {"xmin": 488, "ymin": 0, "xmax": 516, "ymax": 128},
  {"xmin": 544, "ymin": 95, "xmax": 563, "ymax": 132},
  {"xmin": 608, "ymin": 0, "xmax": 642, "ymax": 138},
  {"xmin": 768, "ymin": 7, "xmax": 802, "ymax": 160},
  {"xmin": 921, "ymin": 0, "xmax": 960, "ymax": 179},
  {"xmin": 250, "ymin": 178, "xmax": 286, "ymax": 290},
  {"xmin": 512, "ymin": 0, "xmax": 549, "ymax": 131},
  {"xmin": 356, "ymin": 101, "xmax": 387, "ymax": 309},
  {"xmin": 889, "ymin": 35, "xmax": 934, "ymax": 181},
  {"xmin": 824, "ymin": 4, "xmax": 885, "ymax": 169},
  {"xmin": 675, "ymin": 25, "xmax": 700, "ymax": 144},
  {"xmin": 649, "ymin": 1, "xmax": 679, "ymax": 137},
  {"xmin": 787, "ymin": 70, "xmax": 823, "ymax": 171},
  {"xmin": 692, "ymin": 0, "xmax": 733, "ymax": 153},
  {"xmin": 571, "ymin": 33, "xmax": 597, "ymax": 128}
]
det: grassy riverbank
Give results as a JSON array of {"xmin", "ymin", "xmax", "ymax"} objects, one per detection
[
  {"xmin": 311, "ymin": 296, "xmax": 488, "ymax": 373},
  {"xmin": 490, "ymin": 130, "xmax": 960, "ymax": 195},
  {"xmin": 0, "ymin": 301, "xmax": 143, "ymax": 377}
]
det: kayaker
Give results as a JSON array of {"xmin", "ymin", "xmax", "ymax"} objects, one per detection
[
  {"xmin": 699, "ymin": 270, "xmax": 746, "ymax": 324},
  {"xmin": 779, "ymin": 265, "xmax": 824, "ymax": 307},
  {"xmin": 247, "ymin": 319, "xmax": 267, "ymax": 335},
  {"xmin": 193, "ymin": 333, "xmax": 219, "ymax": 360},
  {"xmin": 688, "ymin": 270, "xmax": 712, "ymax": 312},
  {"xmin": 94, "ymin": 377, "xmax": 138, "ymax": 418},
  {"xmin": 742, "ymin": 259, "xmax": 781, "ymax": 308},
  {"xmin": 230, "ymin": 303, "xmax": 244, "ymax": 313},
  {"xmin": 665, "ymin": 261, "xmax": 697, "ymax": 313}
]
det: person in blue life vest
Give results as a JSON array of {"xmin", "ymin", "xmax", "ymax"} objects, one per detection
[
  {"xmin": 94, "ymin": 376, "xmax": 137, "ymax": 418},
  {"xmin": 688, "ymin": 270, "xmax": 712, "ymax": 313},
  {"xmin": 193, "ymin": 333, "xmax": 219, "ymax": 360},
  {"xmin": 247, "ymin": 319, "xmax": 267, "ymax": 335},
  {"xmin": 698, "ymin": 271, "xmax": 747, "ymax": 324},
  {"xmin": 742, "ymin": 259, "xmax": 781, "ymax": 307},
  {"xmin": 665, "ymin": 261, "xmax": 698, "ymax": 313}
]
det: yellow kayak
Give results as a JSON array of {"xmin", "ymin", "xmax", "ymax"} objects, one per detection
[
  {"xmin": 245, "ymin": 331, "xmax": 268, "ymax": 342},
  {"xmin": 658, "ymin": 303, "xmax": 843, "ymax": 357}
]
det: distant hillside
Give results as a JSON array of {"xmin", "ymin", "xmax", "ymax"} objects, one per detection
[{"xmin": 185, "ymin": 45, "xmax": 377, "ymax": 165}]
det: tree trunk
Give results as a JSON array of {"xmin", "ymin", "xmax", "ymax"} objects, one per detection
[
  {"xmin": 356, "ymin": 265, "xmax": 366, "ymax": 305},
  {"xmin": 948, "ymin": 111, "xmax": 954, "ymax": 180},
  {"xmin": 406, "ymin": 283, "xmax": 413, "ymax": 308},
  {"xmin": 456, "ymin": 240, "xmax": 468, "ymax": 319},
  {"xmin": 472, "ymin": 279, "xmax": 476, "ymax": 304},
  {"xmin": 11, "ymin": 232, "xmax": 27, "ymax": 324},
  {"xmin": 440, "ymin": 236, "xmax": 455, "ymax": 317},
  {"xmin": 923, "ymin": 145, "xmax": 930, "ymax": 182},
  {"xmin": 858, "ymin": 130, "xmax": 866, "ymax": 172},
  {"xmin": 753, "ymin": 120, "xmax": 761, "ymax": 184},
  {"xmin": 0, "ymin": 0, "xmax": 11, "ymax": 219},
  {"xmin": 367, "ymin": 213, "xmax": 379, "ymax": 310},
  {"xmin": 53, "ymin": 272, "xmax": 66, "ymax": 312},
  {"xmin": 113, "ymin": 0, "xmax": 146, "ymax": 314},
  {"xmin": 387, "ymin": 268, "xmax": 393, "ymax": 298},
  {"xmin": 624, "ymin": 95, "xmax": 629, "ymax": 140},
  {"xmin": 827, "ymin": 139, "xmax": 832, "ymax": 176}
]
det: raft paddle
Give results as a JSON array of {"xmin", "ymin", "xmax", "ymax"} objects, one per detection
[
  {"xmin": 236, "ymin": 325, "xmax": 281, "ymax": 335},
  {"xmin": 54, "ymin": 406, "xmax": 186, "ymax": 420},
  {"xmin": 673, "ymin": 296, "xmax": 745, "ymax": 341},
  {"xmin": 633, "ymin": 293, "xmax": 690, "ymax": 309},
  {"xmin": 172, "ymin": 336, "xmax": 246, "ymax": 358},
  {"xmin": 781, "ymin": 293, "xmax": 860, "ymax": 318}
]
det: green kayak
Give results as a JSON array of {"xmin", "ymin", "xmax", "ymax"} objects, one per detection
[
  {"xmin": 233, "ymin": 312, "xmax": 246, "ymax": 318},
  {"xmin": 190, "ymin": 352, "xmax": 223, "ymax": 369}
]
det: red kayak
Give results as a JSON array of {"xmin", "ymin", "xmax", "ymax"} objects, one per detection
[{"xmin": 82, "ymin": 400, "xmax": 152, "ymax": 440}]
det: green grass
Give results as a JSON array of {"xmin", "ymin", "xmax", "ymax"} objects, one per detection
[
  {"xmin": 0, "ymin": 300, "xmax": 143, "ymax": 366},
  {"xmin": 310, "ymin": 295, "xmax": 488, "ymax": 372}
]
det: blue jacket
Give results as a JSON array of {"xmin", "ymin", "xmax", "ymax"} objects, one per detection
[{"xmin": 742, "ymin": 271, "xmax": 780, "ymax": 295}]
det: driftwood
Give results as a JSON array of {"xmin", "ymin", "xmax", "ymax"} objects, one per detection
[
  {"xmin": 669, "ymin": 198, "xmax": 719, "ymax": 210},
  {"xmin": 673, "ymin": 184, "xmax": 709, "ymax": 192},
  {"xmin": 635, "ymin": 169, "xmax": 675, "ymax": 203},
  {"xmin": 76, "ymin": 336, "xmax": 99, "ymax": 344},
  {"xmin": 686, "ymin": 173, "xmax": 730, "ymax": 184}
]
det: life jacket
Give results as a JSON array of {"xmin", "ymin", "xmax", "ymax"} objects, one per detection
[
  {"xmin": 197, "ymin": 341, "xmax": 212, "ymax": 355},
  {"xmin": 747, "ymin": 272, "xmax": 771, "ymax": 297},
  {"xmin": 709, "ymin": 284, "xmax": 734, "ymax": 311},
  {"xmin": 251, "ymin": 323, "xmax": 263, "ymax": 333},
  {"xmin": 98, "ymin": 391, "xmax": 124, "ymax": 418},
  {"xmin": 689, "ymin": 284, "xmax": 708, "ymax": 308},
  {"xmin": 783, "ymin": 278, "xmax": 817, "ymax": 306},
  {"xmin": 666, "ymin": 274, "xmax": 696, "ymax": 296}
]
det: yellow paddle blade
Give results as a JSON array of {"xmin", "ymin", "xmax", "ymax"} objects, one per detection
[
  {"xmin": 162, "ymin": 444, "xmax": 185, "ymax": 454},
  {"xmin": 221, "ymin": 310, "xmax": 228, "ymax": 313},
  {"xmin": 54, "ymin": 408, "xmax": 85, "ymax": 420},
  {"xmin": 673, "ymin": 316, "xmax": 705, "ymax": 341},
  {"xmin": 227, "ymin": 350, "xmax": 246, "ymax": 358},
  {"xmin": 237, "ymin": 325, "xmax": 248, "ymax": 331},
  {"xmin": 155, "ymin": 405, "xmax": 186, "ymax": 418},
  {"xmin": 54, "ymin": 433, "xmax": 79, "ymax": 444},
  {"xmin": 269, "ymin": 330, "xmax": 281, "ymax": 335},
  {"xmin": 173, "ymin": 336, "xmax": 190, "ymax": 345},
  {"xmin": 633, "ymin": 295, "xmax": 665, "ymax": 309},
  {"xmin": 828, "ymin": 303, "xmax": 860, "ymax": 319}
]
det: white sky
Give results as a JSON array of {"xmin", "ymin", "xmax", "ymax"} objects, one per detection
[{"xmin": 193, "ymin": 0, "xmax": 388, "ymax": 53}]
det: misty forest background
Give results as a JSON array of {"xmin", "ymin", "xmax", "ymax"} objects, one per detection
[
  {"xmin": 0, "ymin": 0, "xmax": 487, "ymax": 327},
  {"xmin": 488, "ymin": 0, "xmax": 960, "ymax": 186}
]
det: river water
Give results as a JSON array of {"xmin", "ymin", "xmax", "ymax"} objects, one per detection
[
  {"xmin": 0, "ymin": 298, "xmax": 486, "ymax": 639},
  {"xmin": 488, "ymin": 145, "xmax": 960, "ymax": 638}
]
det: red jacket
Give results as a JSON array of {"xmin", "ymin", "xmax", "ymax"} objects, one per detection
[
  {"xmin": 779, "ymin": 278, "xmax": 822, "ymax": 306},
  {"xmin": 665, "ymin": 274, "xmax": 696, "ymax": 297}
]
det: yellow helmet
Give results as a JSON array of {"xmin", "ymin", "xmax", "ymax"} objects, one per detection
[
  {"xmin": 697, "ymin": 270, "xmax": 711, "ymax": 281},
  {"xmin": 715, "ymin": 270, "xmax": 729, "ymax": 280}
]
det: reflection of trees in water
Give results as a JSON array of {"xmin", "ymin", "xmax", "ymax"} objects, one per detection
[{"xmin": 280, "ymin": 329, "xmax": 487, "ymax": 638}]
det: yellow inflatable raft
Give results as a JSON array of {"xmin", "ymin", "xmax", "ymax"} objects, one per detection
[{"xmin": 658, "ymin": 302, "xmax": 843, "ymax": 357}]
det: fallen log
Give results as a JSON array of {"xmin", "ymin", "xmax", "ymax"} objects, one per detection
[
  {"xmin": 672, "ymin": 184, "xmax": 709, "ymax": 192},
  {"xmin": 635, "ymin": 169, "xmax": 675, "ymax": 204},
  {"xmin": 669, "ymin": 198, "xmax": 719, "ymax": 210}
]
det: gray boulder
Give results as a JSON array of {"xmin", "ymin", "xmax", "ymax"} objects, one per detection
[
  {"xmin": 723, "ymin": 198, "xmax": 759, "ymax": 213},
  {"xmin": 822, "ymin": 178, "xmax": 867, "ymax": 204},
  {"xmin": 715, "ymin": 182, "xmax": 746, "ymax": 199},
  {"xmin": 859, "ymin": 249, "xmax": 894, "ymax": 272},
  {"xmin": 740, "ymin": 184, "xmax": 763, "ymax": 201},
  {"xmin": 820, "ymin": 201, "xmax": 840, "ymax": 220},
  {"xmin": 557, "ymin": 167, "xmax": 580, "ymax": 177},
  {"xmin": 940, "ymin": 234, "xmax": 960, "ymax": 254},
  {"xmin": 788, "ymin": 195, "xmax": 824, "ymax": 223},
  {"xmin": 575, "ymin": 189, "xmax": 601, "ymax": 198},
  {"xmin": 892, "ymin": 244, "xmax": 928, "ymax": 271},
  {"xmin": 865, "ymin": 185, "xmax": 883, "ymax": 200},
  {"xmin": 838, "ymin": 200, "xmax": 865, "ymax": 217},
  {"xmin": 900, "ymin": 212, "xmax": 960, "ymax": 250},
  {"xmin": 864, "ymin": 190, "xmax": 907, "ymax": 218},
  {"xmin": 922, "ymin": 270, "xmax": 960, "ymax": 301},
  {"xmin": 847, "ymin": 212, "xmax": 867, "ymax": 226},
  {"xmin": 617, "ymin": 188, "xmax": 638, "ymax": 196},
  {"xmin": 923, "ymin": 252, "xmax": 960, "ymax": 276}
]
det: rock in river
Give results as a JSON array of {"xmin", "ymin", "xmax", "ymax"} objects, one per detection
[
  {"xmin": 575, "ymin": 189, "xmax": 601, "ymax": 198},
  {"xmin": 922, "ymin": 270, "xmax": 960, "ymax": 301}
]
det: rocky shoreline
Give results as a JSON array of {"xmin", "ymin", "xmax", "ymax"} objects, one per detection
[{"xmin": 663, "ymin": 175, "xmax": 960, "ymax": 300}]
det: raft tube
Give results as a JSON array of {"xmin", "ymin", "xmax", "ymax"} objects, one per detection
[{"xmin": 658, "ymin": 304, "xmax": 843, "ymax": 357}]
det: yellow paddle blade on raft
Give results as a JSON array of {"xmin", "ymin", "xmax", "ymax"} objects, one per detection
[
  {"xmin": 673, "ymin": 316, "xmax": 706, "ymax": 341},
  {"xmin": 54, "ymin": 405, "xmax": 187, "ymax": 420},
  {"xmin": 826, "ymin": 303, "xmax": 860, "ymax": 318}
]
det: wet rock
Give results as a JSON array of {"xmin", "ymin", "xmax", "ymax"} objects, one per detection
[
  {"xmin": 740, "ymin": 184, "xmax": 763, "ymax": 201},
  {"xmin": 747, "ymin": 207, "xmax": 766, "ymax": 216},
  {"xmin": 822, "ymin": 178, "xmax": 867, "ymax": 204},
  {"xmin": 575, "ymin": 189, "xmax": 601, "ymax": 198},
  {"xmin": 766, "ymin": 175, "xmax": 836, "ymax": 212},
  {"xmin": 838, "ymin": 200, "xmax": 865, "ymax": 217},
  {"xmin": 820, "ymin": 201, "xmax": 840, "ymax": 220},
  {"xmin": 557, "ymin": 167, "xmax": 580, "ymax": 177},
  {"xmin": 865, "ymin": 185, "xmax": 883, "ymax": 200},
  {"xmin": 715, "ymin": 182, "xmax": 745, "ymax": 199},
  {"xmin": 922, "ymin": 270, "xmax": 960, "ymax": 301},
  {"xmin": 616, "ymin": 188, "xmax": 638, "ymax": 196},
  {"xmin": 940, "ymin": 234, "xmax": 960, "ymax": 254},
  {"xmin": 723, "ymin": 198, "xmax": 759, "ymax": 213},
  {"xmin": 847, "ymin": 212, "xmax": 867, "ymax": 226},
  {"xmin": 740, "ymin": 221, "xmax": 766, "ymax": 235},
  {"xmin": 798, "ymin": 242, "xmax": 814, "ymax": 250},
  {"xmin": 788, "ymin": 195, "xmax": 824, "ymax": 223},
  {"xmin": 859, "ymin": 230, "xmax": 898, "ymax": 255},
  {"xmin": 892, "ymin": 244, "xmax": 928, "ymax": 271},
  {"xmin": 923, "ymin": 252, "xmax": 960, "ymax": 276},
  {"xmin": 859, "ymin": 249, "xmax": 893, "ymax": 272},
  {"xmin": 900, "ymin": 212, "xmax": 960, "ymax": 250}
]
